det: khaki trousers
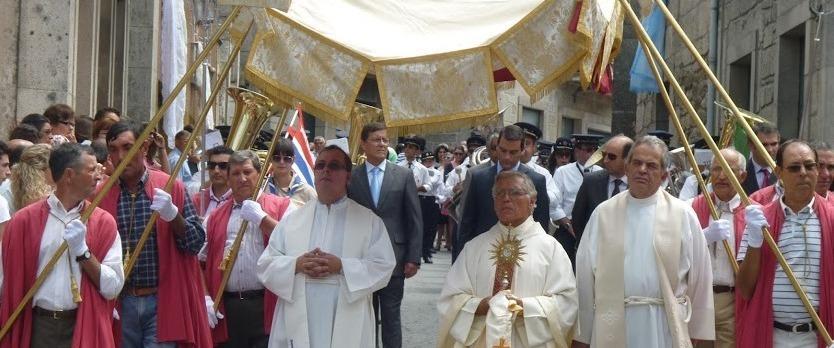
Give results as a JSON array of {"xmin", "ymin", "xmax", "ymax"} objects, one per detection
[{"xmin": 694, "ymin": 291, "xmax": 734, "ymax": 348}]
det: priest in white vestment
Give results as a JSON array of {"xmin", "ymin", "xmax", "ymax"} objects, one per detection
[
  {"xmin": 574, "ymin": 136, "xmax": 715, "ymax": 348},
  {"xmin": 257, "ymin": 144, "xmax": 396, "ymax": 348},
  {"xmin": 438, "ymin": 170, "xmax": 578, "ymax": 348}
]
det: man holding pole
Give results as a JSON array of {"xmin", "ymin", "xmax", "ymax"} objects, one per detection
[
  {"xmin": 258, "ymin": 143, "xmax": 396, "ymax": 348},
  {"xmin": 736, "ymin": 139, "xmax": 834, "ymax": 347},
  {"xmin": 192, "ymin": 145, "xmax": 234, "ymax": 218},
  {"xmin": 203, "ymin": 149, "xmax": 292, "ymax": 347},
  {"xmin": 101, "ymin": 121, "xmax": 211, "ymax": 347},
  {"xmin": 689, "ymin": 148, "xmax": 749, "ymax": 348},
  {"xmin": 575, "ymin": 136, "xmax": 715, "ymax": 347},
  {"xmin": 0, "ymin": 143, "xmax": 124, "ymax": 348}
]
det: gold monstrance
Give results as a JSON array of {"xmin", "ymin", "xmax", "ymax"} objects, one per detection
[{"xmin": 489, "ymin": 228, "xmax": 526, "ymax": 294}]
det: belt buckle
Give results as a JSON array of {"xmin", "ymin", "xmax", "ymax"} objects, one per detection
[
  {"xmin": 52, "ymin": 310, "xmax": 59, "ymax": 320},
  {"xmin": 239, "ymin": 291, "xmax": 245, "ymax": 300},
  {"xmin": 793, "ymin": 323, "xmax": 808, "ymax": 333}
]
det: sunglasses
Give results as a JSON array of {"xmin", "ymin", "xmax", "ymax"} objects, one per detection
[
  {"xmin": 785, "ymin": 162, "xmax": 819, "ymax": 173},
  {"xmin": 208, "ymin": 161, "xmax": 229, "ymax": 170},
  {"xmin": 272, "ymin": 155, "xmax": 294, "ymax": 164},
  {"xmin": 314, "ymin": 161, "xmax": 346, "ymax": 171},
  {"xmin": 493, "ymin": 188, "xmax": 529, "ymax": 199}
]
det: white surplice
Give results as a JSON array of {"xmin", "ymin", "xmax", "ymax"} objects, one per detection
[
  {"xmin": 257, "ymin": 196, "xmax": 396, "ymax": 348},
  {"xmin": 437, "ymin": 217, "xmax": 578, "ymax": 348},
  {"xmin": 575, "ymin": 190, "xmax": 714, "ymax": 347}
]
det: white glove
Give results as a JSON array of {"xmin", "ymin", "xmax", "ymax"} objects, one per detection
[
  {"xmin": 63, "ymin": 219, "xmax": 88, "ymax": 257},
  {"xmin": 112, "ymin": 308, "xmax": 120, "ymax": 321},
  {"xmin": 150, "ymin": 188, "xmax": 178, "ymax": 222},
  {"xmin": 205, "ymin": 295, "xmax": 224, "ymax": 329},
  {"xmin": 240, "ymin": 200, "xmax": 267, "ymax": 225},
  {"xmin": 703, "ymin": 219, "xmax": 732, "ymax": 243},
  {"xmin": 744, "ymin": 205, "xmax": 769, "ymax": 248}
]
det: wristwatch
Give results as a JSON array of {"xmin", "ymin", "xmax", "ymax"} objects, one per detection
[{"xmin": 76, "ymin": 250, "xmax": 92, "ymax": 262}]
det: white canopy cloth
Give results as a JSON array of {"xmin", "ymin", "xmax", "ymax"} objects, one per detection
[{"xmin": 241, "ymin": 0, "xmax": 622, "ymax": 128}]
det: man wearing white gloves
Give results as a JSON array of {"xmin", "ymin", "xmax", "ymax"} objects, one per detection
[
  {"xmin": 202, "ymin": 150, "xmax": 293, "ymax": 347},
  {"xmin": 689, "ymin": 148, "xmax": 748, "ymax": 348},
  {"xmin": 736, "ymin": 139, "xmax": 834, "ymax": 347},
  {"xmin": 0, "ymin": 143, "xmax": 124, "ymax": 347},
  {"xmin": 100, "ymin": 121, "xmax": 211, "ymax": 347}
]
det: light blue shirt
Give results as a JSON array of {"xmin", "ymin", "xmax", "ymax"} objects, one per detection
[{"xmin": 168, "ymin": 148, "xmax": 193, "ymax": 183}]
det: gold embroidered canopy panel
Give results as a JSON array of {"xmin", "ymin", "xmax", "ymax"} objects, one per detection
[{"xmin": 242, "ymin": 0, "xmax": 622, "ymax": 127}]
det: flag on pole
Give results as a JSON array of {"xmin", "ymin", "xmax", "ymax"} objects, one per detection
[
  {"xmin": 285, "ymin": 106, "xmax": 315, "ymax": 185},
  {"xmin": 629, "ymin": 0, "xmax": 669, "ymax": 94}
]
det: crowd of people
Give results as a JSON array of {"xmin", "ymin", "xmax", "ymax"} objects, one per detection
[{"xmin": 0, "ymin": 102, "xmax": 833, "ymax": 348}]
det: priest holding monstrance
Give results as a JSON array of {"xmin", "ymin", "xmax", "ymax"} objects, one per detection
[{"xmin": 437, "ymin": 170, "xmax": 578, "ymax": 348}]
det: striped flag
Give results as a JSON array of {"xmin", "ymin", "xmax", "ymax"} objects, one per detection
[{"xmin": 285, "ymin": 107, "xmax": 315, "ymax": 185}]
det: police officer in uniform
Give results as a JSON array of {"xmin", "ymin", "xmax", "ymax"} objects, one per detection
[
  {"xmin": 398, "ymin": 135, "xmax": 434, "ymax": 264},
  {"xmin": 551, "ymin": 134, "xmax": 603, "ymax": 265}
]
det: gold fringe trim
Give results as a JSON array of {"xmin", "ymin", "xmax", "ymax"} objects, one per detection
[
  {"xmin": 494, "ymin": 81, "xmax": 516, "ymax": 92},
  {"xmin": 245, "ymin": 68, "xmax": 351, "ymax": 125},
  {"xmin": 530, "ymin": 71, "xmax": 577, "ymax": 104}
]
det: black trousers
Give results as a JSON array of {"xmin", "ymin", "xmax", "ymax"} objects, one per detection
[
  {"xmin": 419, "ymin": 196, "xmax": 439, "ymax": 257},
  {"xmin": 220, "ymin": 292, "xmax": 268, "ymax": 348},
  {"xmin": 373, "ymin": 276, "xmax": 404, "ymax": 348},
  {"xmin": 31, "ymin": 308, "xmax": 76, "ymax": 348},
  {"xmin": 553, "ymin": 225, "xmax": 577, "ymax": 268}
]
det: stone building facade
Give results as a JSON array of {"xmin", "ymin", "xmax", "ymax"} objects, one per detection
[{"xmin": 635, "ymin": 0, "xmax": 834, "ymax": 145}]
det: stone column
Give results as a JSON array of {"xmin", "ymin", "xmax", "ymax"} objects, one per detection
[
  {"xmin": 15, "ymin": 0, "xmax": 78, "ymax": 117},
  {"xmin": 125, "ymin": 0, "xmax": 160, "ymax": 120},
  {"xmin": 0, "ymin": 0, "xmax": 20, "ymax": 125}
]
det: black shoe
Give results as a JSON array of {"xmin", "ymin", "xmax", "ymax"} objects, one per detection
[{"xmin": 423, "ymin": 256, "xmax": 433, "ymax": 264}]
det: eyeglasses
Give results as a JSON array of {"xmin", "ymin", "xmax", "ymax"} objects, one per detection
[
  {"xmin": 314, "ymin": 161, "xmax": 346, "ymax": 171},
  {"xmin": 818, "ymin": 163, "xmax": 834, "ymax": 172},
  {"xmin": 601, "ymin": 151, "xmax": 618, "ymax": 161},
  {"xmin": 493, "ymin": 188, "xmax": 529, "ymax": 199},
  {"xmin": 366, "ymin": 137, "xmax": 389, "ymax": 145},
  {"xmin": 208, "ymin": 161, "xmax": 229, "ymax": 170},
  {"xmin": 272, "ymin": 155, "xmax": 294, "ymax": 164},
  {"xmin": 785, "ymin": 162, "xmax": 819, "ymax": 173}
]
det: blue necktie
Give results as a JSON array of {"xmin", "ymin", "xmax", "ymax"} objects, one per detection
[{"xmin": 370, "ymin": 167, "xmax": 381, "ymax": 207}]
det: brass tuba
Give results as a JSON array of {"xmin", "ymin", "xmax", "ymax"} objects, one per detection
[
  {"xmin": 469, "ymin": 146, "xmax": 490, "ymax": 166},
  {"xmin": 225, "ymin": 87, "xmax": 276, "ymax": 151}
]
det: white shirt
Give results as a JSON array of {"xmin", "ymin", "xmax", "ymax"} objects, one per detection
[
  {"xmin": 0, "ymin": 194, "xmax": 10, "ymax": 225},
  {"xmin": 704, "ymin": 194, "xmax": 740, "ymax": 286},
  {"xmin": 678, "ymin": 174, "xmax": 704, "ymax": 202},
  {"xmin": 224, "ymin": 202, "xmax": 294, "ymax": 292},
  {"xmin": 608, "ymin": 175, "xmax": 628, "ymax": 199},
  {"xmin": 738, "ymin": 198, "xmax": 821, "ymax": 325},
  {"xmin": 0, "ymin": 180, "xmax": 14, "ymax": 213},
  {"xmin": 552, "ymin": 161, "xmax": 602, "ymax": 219},
  {"xmin": 398, "ymin": 159, "xmax": 432, "ymax": 195},
  {"xmin": 524, "ymin": 160, "xmax": 563, "ymax": 220},
  {"xmin": 202, "ymin": 187, "xmax": 232, "ymax": 218},
  {"xmin": 31, "ymin": 194, "xmax": 124, "ymax": 310},
  {"xmin": 752, "ymin": 158, "xmax": 774, "ymax": 188}
]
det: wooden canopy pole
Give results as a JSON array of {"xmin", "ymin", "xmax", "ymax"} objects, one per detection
[{"xmin": 640, "ymin": 39, "xmax": 739, "ymax": 274}]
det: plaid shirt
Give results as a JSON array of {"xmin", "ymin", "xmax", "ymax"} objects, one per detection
[{"xmin": 117, "ymin": 171, "xmax": 205, "ymax": 288}]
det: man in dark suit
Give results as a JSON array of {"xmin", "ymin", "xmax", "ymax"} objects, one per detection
[
  {"xmin": 455, "ymin": 125, "xmax": 550, "ymax": 259},
  {"xmin": 348, "ymin": 122, "xmax": 422, "ymax": 348},
  {"xmin": 572, "ymin": 135, "xmax": 633, "ymax": 246},
  {"xmin": 741, "ymin": 124, "xmax": 780, "ymax": 195}
]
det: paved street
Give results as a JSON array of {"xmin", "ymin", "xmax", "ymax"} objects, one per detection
[{"xmin": 402, "ymin": 250, "xmax": 453, "ymax": 347}]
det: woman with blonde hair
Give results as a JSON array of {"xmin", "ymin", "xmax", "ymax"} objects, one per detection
[{"xmin": 10, "ymin": 144, "xmax": 53, "ymax": 212}]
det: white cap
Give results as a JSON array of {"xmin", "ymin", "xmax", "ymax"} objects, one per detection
[{"xmin": 325, "ymin": 138, "xmax": 350, "ymax": 157}]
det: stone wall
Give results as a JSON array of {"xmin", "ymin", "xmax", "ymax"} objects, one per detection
[
  {"xmin": 0, "ymin": 0, "xmax": 20, "ymax": 128},
  {"xmin": 636, "ymin": 0, "xmax": 834, "ymax": 145}
]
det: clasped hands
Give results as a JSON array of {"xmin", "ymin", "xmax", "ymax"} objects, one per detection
[
  {"xmin": 295, "ymin": 248, "xmax": 342, "ymax": 278},
  {"xmin": 476, "ymin": 290, "xmax": 524, "ymax": 315}
]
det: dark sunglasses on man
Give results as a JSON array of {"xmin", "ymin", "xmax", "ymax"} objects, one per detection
[
  {"xmin": 314, "ymin": 161, "xmax": 346, "ymax": 171},
  {"xmin": 272, "ymin": 154, "xmax": 294, "ymax": 164},
  {"xmin": 208, "ymin": 161, "xmax": 229, "ymax": 170}
]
